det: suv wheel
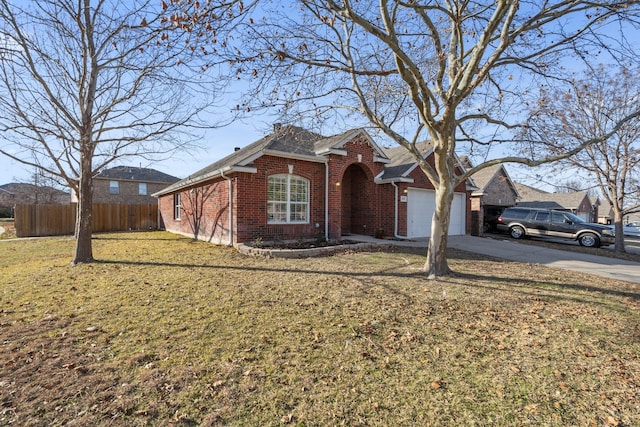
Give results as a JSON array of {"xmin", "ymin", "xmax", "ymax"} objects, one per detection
[
  {"xmin": 510, "ymin": 225, "xmax": 525, "ymax": 239},
  {"xmin": 578, "ymin": 233, "xmax": 600, "ymax": 248}
]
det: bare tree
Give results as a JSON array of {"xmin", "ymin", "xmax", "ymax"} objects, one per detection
[
  {"xmin": 524, "ymin": 64, "xmax": 640, "ymax": 252},
  {"xmin": 553, "ymin": 180, "xmax": 591, "ymax": 194},
  {"xmin": 25, "ymin": 169, "xmax": 69, "ymax": 205},
  {"xmin": 172, "ymin": 0, "xmax": 640, "ymax": 278},
  {"xmin": 0, "ymin": 0, "xmax": 233, "ymax": 263}
]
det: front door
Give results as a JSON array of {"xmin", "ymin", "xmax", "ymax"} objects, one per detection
[{"xmin": 341, "ymin": 164, "xmax": 374, "ymax": 235}]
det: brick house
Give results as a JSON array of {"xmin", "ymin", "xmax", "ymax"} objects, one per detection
[
  {"xmin": 73, "ymin": 166, "xmax": 180, "ymax": 205},
  {"xmin": 0, "ymin": 183, "xmax": 69, "ymax": 217},
  {"xmin": 468, "ymin": 164, "xmax": 519, "ymax": 233},
  {"xmin": 154, "ymin": 125, "xmax": 472, "ymax": 245},
  {"xmin": 514, "ymin": 182, "xmax": 598, "ymax": 222}
]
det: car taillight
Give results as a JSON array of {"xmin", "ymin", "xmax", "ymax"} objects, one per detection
[{"xmin": 497, "ymin": 217, "xmax": 503, "ymax": 224}]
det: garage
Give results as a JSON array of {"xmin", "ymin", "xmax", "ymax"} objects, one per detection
[{"xmin": 407, "ymin": 188, "xmax": 466, "ymax": 238}]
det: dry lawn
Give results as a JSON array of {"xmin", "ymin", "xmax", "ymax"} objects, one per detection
[{"xmin": 1, "ymin": 232, "xmax": 639, "ymax": 426}]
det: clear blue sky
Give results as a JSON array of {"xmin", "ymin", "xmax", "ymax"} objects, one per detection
[{"xmin": 0, "ymin": 119, "xmax": 267, "ymax": 185}]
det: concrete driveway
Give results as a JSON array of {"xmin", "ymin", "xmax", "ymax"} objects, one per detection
[
  {"xmin": 351, "ymin": 234, "xmax": 640, "ymax": 284},
  {"xmin": 447, "ymin": 235, "xmax": 640, "ymax": 284}
]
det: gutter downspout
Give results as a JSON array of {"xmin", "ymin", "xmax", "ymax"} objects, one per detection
[
  {"xmin": 220, "ymin": 171, "xmax": 233, "ymax": 246},
  {"xmin": 391, "ymin": 182, "xmax": 407, "ymax": 239},
  {"xmin": 325, "ymin": 161, "xmax": 329, "ymax": 241}
]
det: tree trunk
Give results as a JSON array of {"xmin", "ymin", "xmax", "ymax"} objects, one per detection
[
  {"xmin": 423, "ymin": 180, "xmax": 454, "ymax": 278},
  {"xmin": 73, "ymin": 155, "xmax": 94, "ymax": 264},
  {"xmin": 612, "ymin": 207, "xmax": 626, "ymax": 253}
]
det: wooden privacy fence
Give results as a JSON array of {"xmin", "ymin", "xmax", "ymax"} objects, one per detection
[{"xmin": 14, "ymin": 203, "xmax": 158, "ymax": 237}]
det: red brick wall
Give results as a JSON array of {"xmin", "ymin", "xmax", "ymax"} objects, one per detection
[
  {"xmin": 234, "ymin": 156, "xmax": 326, "ymax": 242},
  {"xmin": 159, "ymin": 180, "xmax": 232, "ymax": 244},
  {"xmin": 577, "ymin": 196, "xmax": 595, "ymax": 222},
  {"xmin": 326, "ymin": 134, "xmax": 388, "ymax": 239}
]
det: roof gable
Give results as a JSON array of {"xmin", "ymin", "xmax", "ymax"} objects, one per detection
[
  {"xmin": 313, "ymin": 128, "xmax": 389, "ymax": 160},
  {"xmin": 377, "ymin": 142, "xmax": 433, "ymax": 181},
  {"xmin": 471, "ymin": 164, "xmax": 519, "ymax": 196}
]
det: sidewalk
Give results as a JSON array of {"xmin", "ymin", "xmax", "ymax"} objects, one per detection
[{"xmin": 351, "ymin": 234, "xmax": 640, "ymax": 284}]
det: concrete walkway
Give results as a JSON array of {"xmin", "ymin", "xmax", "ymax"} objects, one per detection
[{"xmin": 351, "ymin": 234, "xmax": 640, "ymax": 284}]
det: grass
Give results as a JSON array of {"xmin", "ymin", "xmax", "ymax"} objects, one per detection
[{"xmin": 1, "ymin": 231, "xmax": 639, "ymax": 426}]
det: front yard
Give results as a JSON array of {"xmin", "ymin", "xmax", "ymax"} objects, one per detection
[{"xmin": 1, "ymin": 232, "xmax": 638, "ymax": 426}]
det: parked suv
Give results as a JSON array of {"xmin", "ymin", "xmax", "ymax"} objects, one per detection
[{"xmin": 496, "ymin": 207, "xmax": 615, "ymax": 248}]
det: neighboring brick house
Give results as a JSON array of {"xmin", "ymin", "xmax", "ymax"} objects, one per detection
[
  {"xmin": 514, "ymin": 182, "xmax": 598, "ymax": 222},
  {"xmin": 154, "ymin": 125, "xmax": 472, "ymax": 245},
  {"xmin": 468, "ymin": 164, "xmax": 519, "ymax": 234},
  {"xmin": 74, "ymin": 166, "xmax": 180, "ymax": 204},
  {"xmin": 0, "ymin": 183, "xmax": 69, "ymax": 207}
]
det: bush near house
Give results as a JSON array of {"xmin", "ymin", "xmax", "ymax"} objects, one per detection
[{"xmin": 1, "ymin": 232, "xmax": 638, "ymax": 426}]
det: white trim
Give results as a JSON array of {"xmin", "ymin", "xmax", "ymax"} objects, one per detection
[
  {"xmin": 262, "ymin": 149, "xmax": 329, "ymax": 163},
  {"xmin": 152, "ymin": 166, "xmax": 257, "ymax": 197},
  {"xmin": 391, "ymin": 182, "xmax": 407, "ymax": 239},
  {"xmin": 173, "ymin": 193, "xmax": 181, "ymax": 220},
  {"xmin": 375, "ymin": 175, "xmax": 415, "ymax": 184},
  {"xmin": 238, "ymin": 151, "xmax": 265, "ymax": 166},
  {"xmin": 314, "ymin": 148, "xmax": 348, "ymax": 156},
  {"xmin": 325, "ymin": 162, "xmax": 329, "ymax": 241},
  {"xmin": 220, "ymin": 170, "xmax": 234, "ymax": 246},
  {"xmin": 267, "ymin": 174, "xmax": 310, "ymax": 224},
  {"xmin": 373, "ymin": 156, "xmax": 391, "ymax": 164},
  {"xmin": 109, "ymin": 180, "xmax": 119, "ymax": 194}
]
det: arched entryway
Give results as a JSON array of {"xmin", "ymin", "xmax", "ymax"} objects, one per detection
[{"xmin": 341, "ymin": 163, "xmax": 376, "ymax": 236}]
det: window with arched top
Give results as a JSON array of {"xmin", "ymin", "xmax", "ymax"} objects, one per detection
[{"xmin": 267, "ymin": 174, "xmax": 309, "ymax": 224}]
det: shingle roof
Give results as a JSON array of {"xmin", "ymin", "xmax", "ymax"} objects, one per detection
[
  {"xmin": 179, "ymin": 125, "xmax": 325, "ymax": 181},
  {"xmin": 154, "ymin": 126, "xmax": 472, "ymax": 197},
  {"xmin": 470, "ymin": 164, "xmax": 502, "ymax": 190},
  {"xmin": 469, "ymin": 164, "xmax": 519, "ymax": 197},
  {"xmin": 514, "ymin": 182, "xmax": 590, "ymax": 210},
  {"xmin": 156, "ymin": 125, "xmax": 396, "ymax": 196},
  {"xmin": 96, "ymin": 166, "xmax": 180, "ymax": 183},
  {"xmin": 516, "ymin": 200, "xmax": 565, "ymax": 209},
  {"xmin": 378, "ymin": 141, "xmax": 433, "ymax": 181},
  {"xmin": 514, "ymin": 182, "xmax": 548, "ymax": 198}
]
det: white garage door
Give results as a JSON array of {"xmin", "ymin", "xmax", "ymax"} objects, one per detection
[{"xmin": 407, "ymin": 189, "xmax": 466, "ymax": 238}]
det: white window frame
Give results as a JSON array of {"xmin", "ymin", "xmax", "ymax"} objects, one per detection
[
  {"xmin": 174, "ymin": 193, "xmax": 181, "ymax": 220},
  {"xmin": 109, "ymin": 180, "xmax": 119, "ymax": 195},
  {"xmin": 267, "ymin": 174, "xmax": 309, "ymax": 224},
  {"xmin": 138, "ymin": 182, "xmax": 148, "ymax": 195}
]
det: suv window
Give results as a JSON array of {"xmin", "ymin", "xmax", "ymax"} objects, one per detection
[
  {"xmin": 503, "ymin": 208, "xmax": 529, "ymax": 219},
  {"xmin": 551, "ymin": 212, "xmax": 566, "ymax": 223},
  {"xmin": 534, "ymin": 211, "xmax": 549, "ymax": 221}
]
